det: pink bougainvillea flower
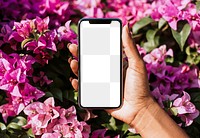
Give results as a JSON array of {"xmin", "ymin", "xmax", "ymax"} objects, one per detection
[
  {"xmin": 0, "ymin": 103, "xmax": 16, "ymax": 123},
  {"xmin": 151, "ymin": 87, "xmax": 179, "ymax": 108},
  {"xmin": 35, "ymin": 30, "xmax": 57, "ymax": 52},
  {"xmin": 23, "ymin": 102, "xmax": 47, "ymax": 118},
  {"xmin": 152, "ymin": 0, "xmax": 181, "ymax": 30},
  {"xmin": 183, "ymin": 3, "xmax": 200, "ymax": 30},
  {"xmin": 0, "ymin": 25, "xmax": 13, "ymax": 46},
  {"xmin": 179, "ymin": 111, "xmax": 200, "ymax": 126},
  {"xmin": 188, "ymin": 30, "xmax": 200, "ymax": 53},
  {"xmin": 74, "ymin": 0, "xmax": 104, "ymax": 18},
  {"xmin": 143, "ymin": 45, "xmax": 173, "ymax": 64},
  {"xmin": 170, "ymin": 0, "xmax": 190, "ymax": 10},
  {"xmin": 41, "ymin": 132, "xmax": 61, "ymax": 138},
  {"xmin": 80, "ymin": 121, "xmax": 91, "ymax": 138},
  {"xmin": 0, "ymin": 58, "xmax": 12, "ymax": 79},
  {"xmin": 106, "ymin": 0, "xmax": 152, "ymax": 26},
  {"xmin": 35, "ymin": 16, "xmax": 49, "ymax": 33},
  {"xmin": 9, "ymin": 53, "xmax": 35, "ymax": 76},
  {"xmin": 164, "ymin": 65, "xmax": 180, "ymax": 82},
  {"xmin": 59, "ymin": 106, "xmax": 77, "ymax": 124},
  {"xmin": 91, "ymin": 128, "xmax": 110, "ymax": 138},
  {"xmin": 0, "ymin": 68, "xmax": 26, "ymax": 97},
  {"xmin": 57, "ymin": 20, "xmax": 77, "ymax": 43},
  {"xmin": 33, "ymin": 71, "xmax": 53, "ymax": 86},
  {"xmin": 24, "ymin": 97, "xmax": 90, "ymax": 137},
  {"xmin": 173, "ymin": 91, "xmax": 199, "ymax": 126},
  {"xmin": 13, "ymin": 19, "xmax": 34, "ymax": 40},
  {"xmin": 22, "ymin": 83, "xmax": 45, "ymax": 100}
]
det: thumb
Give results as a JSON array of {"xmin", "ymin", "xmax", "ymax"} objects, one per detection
[{"xmin": 122, "ymin": 24, "xmax": 142, "ymax": 68}]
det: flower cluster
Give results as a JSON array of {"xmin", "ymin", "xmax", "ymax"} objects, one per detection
[
  {"xmin": 105, "ymin": 0, "xmax": 152, "ymax": 26},
  {"xmin": 142, "ymin": 45, "xmax": 199, "ymax": 126},
  {"xmin": 73, "ymin": 0, "xmax": 104, "ymax": 18},
  {"xmin": 0, "ymin": 50, "xmax": 44, "ymax": 122},
  {"xmin": 23, "ymin": 97, "xmax": 90, "ymax": 138},
  {"xmin": 0, "ymin": 15, "xmax": 76, "ymax": 127},
  {"xmin": 151, "ymin": 0, "xmax": 200, "ymax": 53},
  {"xmin": 0, "ymin": 0, "xmax": 73, "ymax": 28}
]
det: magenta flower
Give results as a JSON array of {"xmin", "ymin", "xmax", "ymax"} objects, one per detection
[
  {"xmin": 91, "ymin": 129, "xmax": 110, "ymax": 138},
  {"xmin": 152, "ymin": 0, "xmax": 181, "ymax": 30},
  {"xmin": 0, "ymin": 25, "xmax": 13, "ymax": 46},
  {"xmin": 151, "ymin": 87, "xmax": 178, "ymax": 108},
  {"xmin": 33, "ymin": 71, "xmax": 53, "ymax": 86},
  {"xmin": 0, "ymin": 103, "xmax": 16, "ymax": 123},
  {"xmin": 173, "ymin": 91, "xmax": 199, "ymax": 126},
  {"xmin": 35, "ymin": 16, "xmax": 49, "ymax": 33},
  {"xmin": 0, "ymin": 51, "xmax": 45, "ymax": 120},
  {"xmin": 143, "ymin": 45, "xmax": 173, "ymax": 64},
  {"xmin": 13, "ymin": 19, "xmax": 34, "ymax": 40},
  {"xmin": 188, "ymin": 31, "xmax": 200, "ymax": 53},
  {"xmin": 0, "ymin": 68, "xmax": 26, "ymax": 97},
  {"xmin": 183, "ymin": 3, "xmax": 200, "ymax": 30},
  {"xmin": 41, "ymin": 132, "xmax": 61, "ymax": 138},
  {"xmin": 57, "ymin": 20, "xmax": 77, "ymax": 43},
  {"xmin": 0, "ymin": 58, "xmax": 12, "ymax": 79},
  {"xmin": 23, "ymin": 97, "xmax": 90, "ymax": 137},
  {"xmin": 36, "ymin": 30, "xmax": 57, "ymax": 52},
  {"xmin": 74, "ymin": 0, "xmax": 104, "ymax": 18},
  {"xmin": 9, "ymin": 53, "xmax": 35, "ymax": 76},
  {"xmin": 59, "ymin": 106, "xmax": 77, "ymax": 124},
  {"xmin": 106, "ymin": 0, "xmax": 152, "ymax": 26}
]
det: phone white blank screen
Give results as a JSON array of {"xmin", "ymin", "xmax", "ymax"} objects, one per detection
[{"xmin": 80, "ymin": 20, "xmax": 121, "ymax": 108}]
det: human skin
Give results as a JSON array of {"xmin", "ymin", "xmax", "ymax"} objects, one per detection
[{"xmin": 67, "ymin": 24, "xmax": 189, "ymax": 138}]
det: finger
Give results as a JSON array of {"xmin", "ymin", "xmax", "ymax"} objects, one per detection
[
  {"xmin": 70, "ymin": 78, "xmax": 78, "ymax": 91},
  {"xmin": 122, "ymin": 24, "xmax": 142, "ymax": 68},
  {"xmin": 68, "ymin": 43, "xmax": 78, "ymax": 58},
  {"xmin": 70, "ymin": 59, "xmax": 78, "ymax": 76}
]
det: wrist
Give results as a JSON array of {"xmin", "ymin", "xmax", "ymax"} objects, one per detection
[
  {"xmin": 130, "ymin": 96, "xmax": 159, "ymax": 131},
  {"xmin": 130, "ymin": 96, "xmax": 189, "ymax": 138}
]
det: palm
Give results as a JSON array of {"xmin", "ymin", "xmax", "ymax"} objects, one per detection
[{"xmin": 106, "ymin": 61, "xmax": 150, "ymax": 125}]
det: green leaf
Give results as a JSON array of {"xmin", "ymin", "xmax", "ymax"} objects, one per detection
[
  {"xmin": 26, "ymin": 128, "xmax": 35, "ymax": 137},
  {"xmin": 122, "ymin": 123, "xmax": 129, "ymax": 131},
  {"xmin": 127, "ymin": 135, "xmax": 141, "ymax": 138},
  {"xmin": 21, "ymin": 38, "xmax": 33, "ymax": 49},
  {"xmin": 132, "ymin": 17, "xmax": 154, "ymax": 34},
  {"xmin": 171, "ymin": 23, "xmax": 191, "ymax": 51},
  {"xmin": 51, "ymin": 88, "xmax": 63, "ymax": 102},
  {"xmin": 196, "ymin": 1, "xmax": 200, "ymax": 11},
  {"xmin": 102, "ymin": 117, "xmax": 117, "ymax": 131},
  {"xmin": 0, "ymin": 122, "xmax": 6, "ymax": 131},
  {"xmin": 109, "ymin": 117, "xmax": 117, "ymax": 131},
  {"xmin": 45, "ymin": 91, "xmax": 54, "ymax": 98},
  {"xmin": 158, "ymin": 18, "xmax": 167, "ymax": 29},
  {"xmin": 170, "ymin": 107, "xmax": 178, "ymax": 116},
  {"xmin": 7, "ymin": 122, "xmax": 21, "ymax": 133},
  {"xmin": 70, "ymin": 24, "xmax": 78, "ymax": 34},
  {"xmin": 143, "ymin": 29, "xmax": 159, "ymax": 52},
  {"xmin": 11, "ymin": 116, "xmax": 27, "ymax": 127}
]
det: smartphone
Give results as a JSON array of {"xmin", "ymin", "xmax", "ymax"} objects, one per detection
[{"xmin": 78, "ymin": 18, "xmax": 122, "ymax": 109}]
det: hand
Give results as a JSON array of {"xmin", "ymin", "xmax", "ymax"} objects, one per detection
[{"xmin": 68, "ymin": 24, "xmax": 154, "ymax": 126}]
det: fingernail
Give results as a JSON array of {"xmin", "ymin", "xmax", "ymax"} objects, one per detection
[
  {"xmin": 127, "ymin": 22, "xmax": 132, "ymax": 37},
  {"xmin": 68, "ymin": 57, "xmax": 72, "ymax": 63},
  {"xmin": 127, "ymin": 22, "xmax": 130, "ymax": 30},
  {"xmin": 67, "ymin": 43, "xmax": 71, "ymax": 48}
]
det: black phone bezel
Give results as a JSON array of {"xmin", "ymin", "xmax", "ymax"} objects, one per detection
[{"xmin": 78, "ymin": 18, "xmax": 123, "ymax": 109}]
